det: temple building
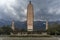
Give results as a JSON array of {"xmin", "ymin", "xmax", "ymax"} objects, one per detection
[{"xmin": 27, "ymin": 1, "xmax": 34, "ymax": 31}]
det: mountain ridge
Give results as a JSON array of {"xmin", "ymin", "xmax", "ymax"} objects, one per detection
[{"xmin": 0, "ymin": 20, "xmax": 60, "ymax": 31}]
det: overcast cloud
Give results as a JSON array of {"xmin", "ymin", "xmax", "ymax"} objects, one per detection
[{"xmin": 0, "ymin": 0, "xmax": 60, "ymax": 21}]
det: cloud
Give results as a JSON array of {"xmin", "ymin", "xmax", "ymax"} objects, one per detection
[
  {"xmin": 33, "ymin": 0, "xmax": 60, "ymax": 21},
  {"xmin": 0, "ymin": 0, "xmax": 28, "ymax": 21},
  {"xmin": 0, "ymin": 0, "xmax": 60, "ymax": 22}
]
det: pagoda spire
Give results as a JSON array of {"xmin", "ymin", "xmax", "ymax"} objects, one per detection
[
  {"xmin": 11, "ymin": 19, "xmax": 15, "ymax": 31},
  {"xmin": 29, "ymin": 1, "xmax": 31, "ymax": 4},
  {"xmin": 27, "ymin": 0, "xmax": 34, "ymax": 31}
]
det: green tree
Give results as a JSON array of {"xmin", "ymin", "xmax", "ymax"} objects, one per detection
[
  {"xmin": 0, "ymin": 25, "xmax": 12, "ymax": 35},
  {"xmin": 47, "ymin": 22, "xmax": 60, "ymax": 35}
]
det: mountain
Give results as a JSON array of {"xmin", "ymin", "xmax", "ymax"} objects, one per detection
[
  {"xmin": 0, "ymin": 19, "xmax": 11, "ymax": 27},
  {"xmin": 0, "ymin": 20, "xmax": 60, "ymax": 31}
]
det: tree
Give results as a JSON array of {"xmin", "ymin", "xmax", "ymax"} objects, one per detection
[
  {"xmin": 47, "ymin": 22, "xmax": 60, "ymax": 35},
  {"xmin": 0, "ymin": 25, "xmax": 12, "ymax": 35}
]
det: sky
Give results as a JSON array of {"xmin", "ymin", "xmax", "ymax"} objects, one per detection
[{"xmin": 0, "ymin": 0, "xmax": 60, "ymax": 22}]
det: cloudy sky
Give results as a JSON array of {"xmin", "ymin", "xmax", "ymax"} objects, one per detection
[{"xmin": 0, "ymin": 0, "xmax": 60, "ymax": 22}]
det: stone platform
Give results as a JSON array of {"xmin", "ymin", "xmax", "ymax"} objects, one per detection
[{"xmin": 0, "ymin": 37, "xmax": 58, "ymax": 40}]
